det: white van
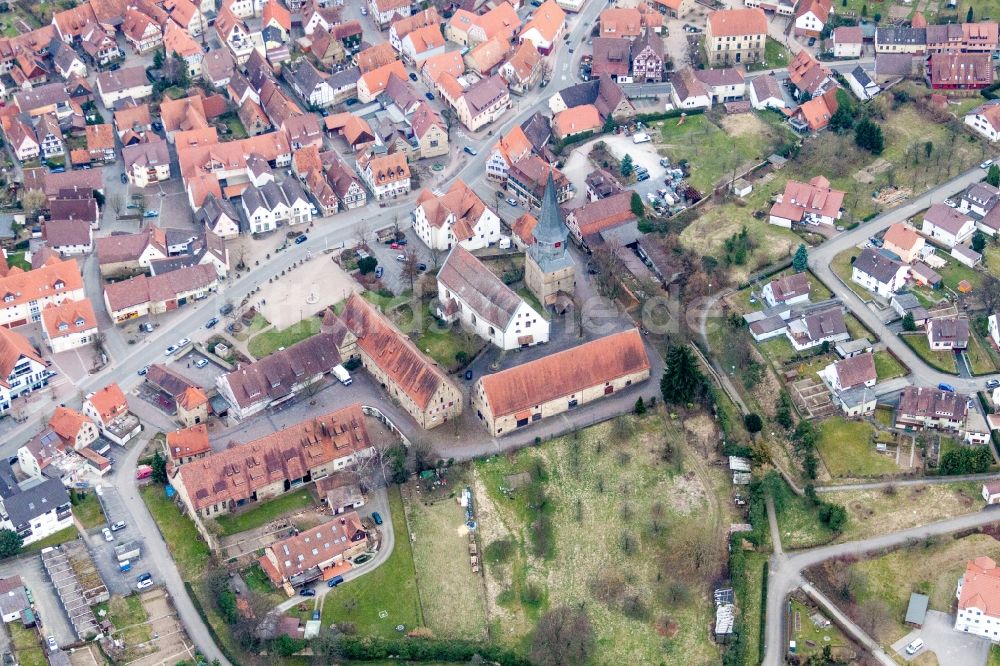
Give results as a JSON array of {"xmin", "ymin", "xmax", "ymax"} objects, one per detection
[
  {"xmin": 632, "ymin": 132, "xmax": 651, "ymax": 144},
  {"xmin": 905, "ymin": 638, "xmax": 924, "ymax": 655},
  {"xmin": 333, "ymin": 365, "xmax": 352, "ymax": 386}
]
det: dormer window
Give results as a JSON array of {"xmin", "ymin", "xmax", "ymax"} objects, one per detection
[
  {"xmin": 58, "ymin": 323, "xmax": 68, "ymax": 331},
  {"xmin": 74, "ymin": 317, "xmax": 85, "ymax": 327},
  {"xmin": 3, "ymin": 294, "xmax": 12, "ymax": 303},
  {"xmin": 54, "ymin": 280, "xmax": 65, "ymax": 290}
]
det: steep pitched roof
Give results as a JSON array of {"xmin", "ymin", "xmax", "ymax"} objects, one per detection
[
  {"xmin": 707, "ymin": 7, "xmax": 766, "ymax": 36},
  {"xmin": 438, "ymin": 245, "xmax": 525, "ymax": 328},
  {"xmin": 0, "ymin": 328, "xmax": 44, "ymax": 388}
]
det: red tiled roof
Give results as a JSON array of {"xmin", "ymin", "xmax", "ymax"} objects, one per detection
[{"xmin": 166, "ymin": 423, "xmax": 211, "ymax": 461}]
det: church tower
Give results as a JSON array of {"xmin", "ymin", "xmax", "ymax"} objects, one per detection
[{"xmin": 525, "ymin": 172, "xmax": 575, "ymax": 308}]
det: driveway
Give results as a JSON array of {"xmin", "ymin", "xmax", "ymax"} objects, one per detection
[{"xmin": 891, "ymin": 610, "xmax": 989, "ymax": 665}]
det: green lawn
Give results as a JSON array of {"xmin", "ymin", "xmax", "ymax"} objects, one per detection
[
  {"xmin": 967, "ymin": 331, "xmax": 999, "ymax": 375},
  {"xmin": 95, "ymin": 594, "xmax": 152, "ymax": 645},
  {"xmin": 815, "ymin": 417, "xmax": 900, "ymax": 478},
  {"xmin": 409, "ymin": 303, "xmax": 485, "ymax": 372},
  {"xmin": 873, "ymin": 351, "xmax": 907, "ymax": 381},
  {"xmin": 71, "ymin": 490, "xmax": 107, "ymax": 530},
  {"xmin": 321, "ymin": 486, "xmax": 422, "ymax": 637},
  {"xmin": 984, "ymin": 243, "xmax": 1000, "ymax": 280},
  {"xmin": 213, "ymin": 490, "xmax": 315, "ymax": 537},
  {"xmin": 874, "ymin": 405, "xmax": 894, "ymax": 428},
  {"xmin": 7, "ymin": 251, "xmax": 30, "ymax": 271},
  {"xmin": 10, "ymin": 622, "xmax": 45, "ymax": 666},
  {"xmin": 730, "ymin": 550, "xmax": 768, "ymax": 666},
  {"xmin": 247, "ymin": 317, "xmax": 322, "ymax": 358},
  {"xmin": 23, "ymin": 526, "xmax": 78, "ymax": 553},
  {"xmin": 139, "ymin": 485, "xmax": 211, "ymax": 579},
  {"xmin": 757, "ymin": 336, "xmax": 802, "ymax": 366},
  {"xmin": 747, "ymin": 37, "xmax": 790, "ymax": 72},
  {"xmin": 789, "ymin": 599, "xmax": 850, "ymax": 660},
  {"xmin": 655, "ymin": 112, "xmax": 791, "ymax": 193},
  {"xmin": 774, "ymin": 480, "xmax": 835, "ymax": 549},
  {"xmin": 843, "ymin": 314, "xmax": 871, "ymax": 342},
  {"xmin": 938, "ymin": 258, "xmax": 983, "ymax": 293},
  {"xmin": 990, "ymin": 643, "xmax": 1000, "ymax": 666},
  {"xmin": 219, "ymin": 113, "xmax": 248, "ymax": 140},
  {"xmin": 361, "ymin": 289, "xmax": 413, "ymax": 311},
  {"xmin": 900, "ymin": 333, "xmax": 958, "ymax": 374}
]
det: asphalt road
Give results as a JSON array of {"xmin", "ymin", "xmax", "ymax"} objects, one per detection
[
  {"xmin": 762, "ymin": 504, "xmax": 1000, "ymax": 665},
  {"xmin": 809, "ymin": 161, "xmax": 999, "ymax": 393}
]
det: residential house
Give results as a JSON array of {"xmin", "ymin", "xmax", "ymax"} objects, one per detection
[
  {"xmin": 437, "ymin": 245, "xmax": 549, "ymax": 350},
  {"xmin": 762, "ymin": 272, "xmax": 811, "ymax": 308},
  {"xmin": 413, "ymin": 179, "xmax": 500, "ymax": 251},
  {"xmin": 1, "ymin": 117, "xmax": 40, "ymax": 162},
  {"xmin": 357, "ymin": 60, "xmax": 407, "ymax": 103},
  {"xmin": 507, "ymin": 155, "xmax": 572, "ymax": 208},
  {"xmin": 325, "ymin": 154, "xmax": 367, "ymax": 210},
  {"xmin": 122, "ymin": 7, "xmax": 163, "ymax": 53},
  {"xmin": 983, "ymin": 482, "xmax": 1000, "ymax": 504},
  {"xmin": 928, "ymin": 52, "xmax": 994, "ymax": 89},
  {"xmin": 846, "ymin": 66, "xmax": 880, "ymax": 100},
  {"xmin": 851, "ymin": 247, "xmax": 908, "ymax": 298},
  {"xmin": 258, "ymin": 513, "xmax": 368, "ymax": 587},
  {"xmin": 669, "ymin": 69, "xmax": 712, "ymax": 109},
  {"xmin": 369, "ymin": 0, "xmax": 412, "ymax": 29},
  {"xmin": 165, "ymin": 424, "xmax": 211, "ymax": 465},
  {"xmin": 0, "ymin": 577, "xmax": 29, "ymax": 623},
  {"xmin": 818, "ymin": 352, "xmax": 877, "ymax": 416},
  {"xmin": 784, "ymin": 307, "xmax": 849, "ymax": 352},
  {"xmin": 962, "ymin": 182, "xmax": 999, "ymax": 217},
  {"xmin": 518, "ymin": 0, "xmax": 566, "ymax": 55},
  {"xmin": 48, "ymin": 406, "xmax": 98, "ymax": 451},
  {"xmin": 485, "ymin": 124, "xmax": 534, "ymax": 184},
  {"xmin": 704, "ymin": 8, "xmax": 766, "ymax": 66},
  {"xmin": 793, "ymin": 0, "xmax": 831, "ymax": 38},
  {"xmin": 95, "ymin": 225, "xmax": 168, "ymax": 278},
  {"xmin": 194, "ymin": 194, "xmax": 241, "ymax": 240},
  {"xmin": 410, "ymin": 102, "xmax": 448, "ymax": 159},
  {"xmin": 882, "ymin": 223, "xmax": 925, "ymax": 263},
  {"xmin": 0, "ymin": 470, "xmax": 72, "ymax": 547},
  {"xmin": 472, "ymin": 328, "xmax": 649, "ymax": 436},
  {"xmin": 452, "ymin": 74, "xmax": 511, "ymax": 131},
  {"xmin": 122, "ymin": 139, "xmax": 171, "ymax": 188},
  {"xmin": 358, "ymin": 151, "xmax": 410, "ymax": 201},
  {"xmin": 217, "ymin": 328, "xmax": 353, "ymax": 420},
  {"xmin": 14, "ymin": 83, "xmax": 72, "ymax": 120},
  {"xmin": 789, "ymin": 87, "xmax": 840, "ymax": 132},
  {"xmin": 95, "ymin": 66, "xmax": 153, "ymax": 107},
  {"xmin": 501, "ymin": 41, "xmax": 543, "ymax": 93},
  {"xmin": 356, "ymin": 42, "xmax": 398, "ymax": 73},
  {"xmin": 891, "ymin": 292, "xmax": 930, "ymax": 328},
  {"xmin": 966, "ymin": 101, "xmax": 1000, "ymax": 142},
  {"xmin": 926, "ymin": 21, "xmax": 999, "ymax": 53},
  {"xmin": 44, "ymin": 220, "xmax": 93, "ymax": 256},
  {"xmin": 768, "ymin": 176, "xmax": 845, "ymax": 227},
  {"xmin": 39, "ymin": 298, "xmax": 97, "ymax": 353},
  {"xmin": 390, "ymin": 8, "xmax": 440, "ymax": 52},
  {"xmin": 215, "ymin": 5, "xmax": 254, "ymax": 64},
  {"xmin": 51, "ymin": 41, "xmax": 87, "ymax": 79},
  {"xmin": 201, "ymin": 49, "xmax": 236, "ymax": 89},
  {"xmin": 693, "ymin": 67, "xmax": 746, "ymax": 103},
  {"xmin": 922, "ymin": 203, "xmax": 975, "ymax": 247},
  {"xmin": 173, "ymin": 404, "xmax": 374, "ymax": 519},
  {"xmin": 303, "ymin": 4, "xmax": 342, "ymax": 35},
  {"xmin": 401, "ymin": 24, "xmax": 446, "ymax": 64},
  {"xmin": 954, "ymin": 556, "xmax": 1000, "ymax": 639},
  {"xmin": 84, "ymin": 123, "xmax": 115, "ymax": 163},
  {"xmin": 0, "ymin": 328, "xmax": 52, "ymax": 414},
  {"xmin": 337, "ymin": 294, "xmax": 463, "ymax": 429},
  {"xmin": 34, "ymin": 114, "xmax": 64, "ymax": 160},
  {"xmin": 466, "ymin": 37, "xmax": 510, "ymax": 77},
  {"xmin": 82, "ymin": 382, "xmax": 142, "ymax": 446},
  {"xmin": 102, "ymin": 264, "xmax": 219, "ymax": 323},
  {"xmin": 0, "ymin": 257, "xmax": 85, "ymax": 328},
  {"xmin": 165, "ymin": 0, "xmax": 207, "ymax": 37},
  {"xmin": 787, "ymin": 50, "xmax": 833, "ymax": 99},
  {"xmin": 831, "ymin": 26, "xmax": 864, "ymax": 58},
  {"xmin": 874, "ymin": 26, "xmax": 927, "ymax": 54},
  {"xmin": 163, "ymin": 21, "xmax": 204, "ymax": 78},
  {"xmin": 631, "ymin": 31, "xmax": 665, "ymax": 82},
  {"xmin": 241, "ymin": 179, "xmax": 312, "ymax": 234},
  {"xmin": 896, "ymin": 386, "xmax": 968, "ymax": 432},
  {"xmin": 261, "ymin": 0, "xmax": 291, "ymax": 42},
  {"xmin": 585, "ymin": 168, "xmax": 623, "ymax": 200},
  {"xmin": 114, "ymin": 103, "xmax": 152, "ymax": 137},
  {"xmin": 927, "ymin": 316, "xmax": 970, "ymax": 350},
  {"xmin": 548, "ymin": 76, "xmax": 636, "ymax": 120},
  {"xmin": 599, "ymin": 7, "xmax": 644, "ymax": 40}
]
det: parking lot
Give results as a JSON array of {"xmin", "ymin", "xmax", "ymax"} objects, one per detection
[
  {"xmin": 0, "ymin": 553, "xmax": 76, "ymax": 648},
  {"xmin": 365, "ymin": 228, "xmax": 437, "ymax": 294},
  {"xmin": 90, "ymin": 485, "xmax": 163, "ymax": 598},
  {"xmin": 892, "ymin": 610, "xmax": 990, "ymax": 665}
]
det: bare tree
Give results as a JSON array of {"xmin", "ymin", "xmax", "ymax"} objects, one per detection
[
  {"xmin": 109, "ymin": 193, "xmax": 124, "ymax": 216},
  {"xmin": 20, "ymin": 189, "xmax": 46, "ymax": 219},
  {"xmin": 401, "ymin": 252, "xmax": 421, "ymax": 292},
  {"xmin": 232, "ymin": 238, "xmax": 249, "ymax": 271},
  {"xmin": 538, "ymin": 59, "xmax": 553, "ymax": 83},
  {"xmin": 353, "ymin": 221, "xmax": 370, "ymax": 249},
  {"xmin": 530, "ymin": 606, "xmax": 595, "ymax": 666}
]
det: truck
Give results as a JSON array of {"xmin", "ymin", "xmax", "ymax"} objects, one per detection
[
  {"xmin": 632, "ymin": 132, "xmax": 651, "ymax": 144},
  {"xmin": 135, "ymin": 465, "xmax": 153, "ymax": 480},
  {"xmin": 119, "ymin": 560, "xmax": 131, "ymax": 573},
  {"xmin": 333, "ymin": 365, "xmax": 352, "ymax": 386},
  {"xmin": 115, "ymin": 541, "xmax": 140, "ymax": 563}
]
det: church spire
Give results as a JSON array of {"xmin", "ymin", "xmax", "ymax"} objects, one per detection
[{"xmin": 532, "ymin": 171, "xmax": 567, "ymax": 246}]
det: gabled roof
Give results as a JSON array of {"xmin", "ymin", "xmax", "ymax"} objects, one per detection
[
  {"xmin": 86, "ymin": 383, "xmax": 129, "ymax": 424},
  {"xmin": 883, "ymin": 222, "xmax": 922, "ymax": 253},
  {"xmin": 852, "ymin": 247, "xmax": 903, "ymax": 283},
  {"xmin": 503, "ymin": 41, "xmax": 541, "ymax": 82},
  {"xmin": 479, "ymin": 329, "xmax": 649, "ymax": 417},
  {"xmin": 392, "ymin": 8, "xmax": 441, "ymax": 41},
  {"xmin": 262, "ymin": 0, "xmax": 291, "ymax": 31},
  {"xmin": 0, "ymin": 328, "xmax": 44, "ymax": 388},
  {"xmin": 41, "ymin": 298, "xmax": 97, "ymax": 340},
  {"xmin": 438, "ymin": 245, "xmax": 526, "ymax": 328},
  {"xmin": 48, "ymin": 405, "xmax": 92, "ymax": 443},
  {"xmin": 521, "ymin": 0, "xmax": 565, "ymax": 42},
  {"xmin": 359, "ymin": 60, "xmax": 408, "ymax": 96},
  {"xmin": 958, "ymin": 557, "xmax": 1000, "ymax": 615},
  {"xmin": 553, "ymin": 104, "xmax": 602, "ymax": 137},
  {"xmin": 924, "ymin": 203, "xmax": 973, "ymax": 235},
  {"xmin": 707, "ymin": 7, "xmax": 766, "ymax": 37},
  {"xmin": 566, "ymin": 190, "xmax": 635, "ymax": 238},
  {"xmin": 339, "ymin": 294, "xmax": 453, "ymax": 410},
  {"xmin": 356, "ymin": 42, "xmax": 398, "ymax": 73},
  {"xmin": 830, "ymin": 352, "xmax": 875, "ymax": 390},
  {"xmin": 166, "ymin": 423, "xmax": 211, "ymax": 461},
  {"xmin": 467, "ymin": 36, "xmax": 509, "ymax": 72}
]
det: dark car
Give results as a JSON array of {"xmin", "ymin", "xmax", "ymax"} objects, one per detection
[
  {"xmin": 464, "ymin": 146, "xmax": 477, "ymax": 155},
  {"xmin": 424, "ymin": 92, "xmax": 434, "ymax": 100},
  {"xmin": 417, "ymin": 262, "xmax": 427, "ymax": 271},
  {"xmin": 408, "ymin": 72, "xmax": 418, "ymax": 81},
  {"xmin": 464, "ymin": 369, "xmax": 473, "ymax": 381},
  {"xmin": 220, "ymin": 302, "xmax": 234, "ymax": 315},
  {"xmin": 300, "ymin": 588, "xmax": 316, "ymax": 597},
  {"xmin": 151, "ymin": 121, "xmax": 163, "ymax": 131},
  {"xmin": 807, "ymin": 36, "xmax": 817, "ymax": 47},
  {"xmin": 120, "ymin": 173, "xmax": 128, "ymax": 184},
  {"xmin": 938, "ymin": 383, "xmax": 956, "ymax": 392},
  {"xmin": 295, "ymin": 234, "xmax": 308, "ymax": 244},
  {"xmin": 371, "ymin": 512, "xmax": 383, "ymax": 526},
  {"xmin": 327, "ymin": 575, "xmax": 345, "ymax": 587},
  {"xmin": 205, "ymin": 317, "xmax": 219, "ymax": 329},
  {"xmin": 345, "ymin": 99, "xmax": 358, "ymax": 106}
]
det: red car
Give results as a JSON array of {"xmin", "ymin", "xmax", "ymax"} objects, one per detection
[{"xmin": 390, "ymin": 242, "xmax": 402, "ymax": 249}]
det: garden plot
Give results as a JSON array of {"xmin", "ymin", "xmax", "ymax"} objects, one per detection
[{"xmin": 790, "ymin": 377, "xmax": 836, "ymax": 420}]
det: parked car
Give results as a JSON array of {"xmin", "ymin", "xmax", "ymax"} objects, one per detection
[
  {"xmin": 424, "ymin": 92, "xmax": 434, "ymax": 100},
  {"xmin": 938, "ymin": 383, "xmax": 956, "ymax": 392},
  {"xmin": 982, "ymin": 159, "xmax": 994, "ymax": 169},
  {"xmin": 327, "ymin": 575, "xmax": 345, "ymax": 587},
  {"xmin": 637, "ymin": 173, "xmax": 650, "ymax": 182},
  {"xmin": 300, "ymin": 587, "xmax": 316, "ymax": 597},
  {"xmin": 110, "ymin": 521, "xmax": 126, "ymax": 531},
  {"xmin": 195, "ymin": 358, "xmax": 209, "ymax": 368},
  {"xmin": 120, "ymin": 173, "xmax": 128, "ymax": 184},
  {"xmin": 905, "ymin": 639, "xmax": 924, "ymax": 655},
  {"xmin": 102, "ymin": 528, "xmax": 114, "ymax": 542},
  {"xmin": 46, "ymin": 636, "xmax": 57, "ymax": 651},
  {"xmin": 220, "ymin": 303, "xmax": 234, "ymax": 315},
  {"xmin": 164, "ymin": 345, "xmax": 178, "ymax": 356},
  {"xmin": 417, "ymin": 262, "xmax": 427, "ymax": 271},
  {"xmin": 143, "ymin": 210, "xmax": 159, "ymax": 218},
  {"xmin": 151, "ymin": 121, "xmax": 163, "ymax": 131},
  {"xmin": 408, "ymin": 72, "xmax": 418, "ymax": 81},
  {"xmin": 137, "ymin": 572, "xmax": 151, "ymax": 582},
  {"xmin": 944, "ymin": 199, "xmax": 958, "ymax": 208},
  {"xmin": 506, "ymin": 197, "xmax": 518, "ymax": 206},
  {"xmin": 295, "ymin": 234, "xmax": 308, "ymax": 244},
  {"xmin": 987, "ymin": 379, "xmax": 1000, "ymax": 389},
  {"xmin": 360, "ymin": 6, "xmax": 367, "ymax": 14},
  {"xmin": 136, "ymin": 579, "xmax": 153, "ymax": 590},
  {"xmin": 205, "ymin": 317, "xmax": 219, "ymax": 329},
  {"xmin": 137, "ymin": 365, "xmax": 149, "ymax": 376},
  {"xmin": 390, "ymin": 242, "xmax": 402, "ymax": 249},
  {"xmin": 374, "ymin": 266, "xmax": 384, "ymax": 279},
  {"xmin": 178, "ymin": 337, "xmax": 191, "ymax": 348},
  {"xmin": 807, "ymin": 36, "xmax": 816, "ymax": 46},
  {"xmin": 464, "ymin": 369, "xmax": 473, "ymax": 381},
  {"xmin": 371, "ymin": 512, "xmax": 383, "ymax": 526},
  {"xmin": 395, "ymin": 254, "xmax": 406, "ymax": 262},
  {"xmin": 464, "ymin": 146, "xmax": 477, "ymax": 155}
]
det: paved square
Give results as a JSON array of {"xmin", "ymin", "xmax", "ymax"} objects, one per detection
[{"xmin": 891, "ymin": 610, "xmax": 990, "ymax": 665}]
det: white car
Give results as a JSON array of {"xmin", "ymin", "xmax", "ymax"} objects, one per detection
[
  {"xmin": 194, "ymin": 358, "xmax": 209, "ymax": 368},
  {"xmin": 177, "ymin": 337, "xmax": 191, "ymax": 348},
  {"xmin": 982, "ymin": 160, "xmax": 994, "ymax": 169},
  {"xmin": 102, "ymin": 528, "xmax": 114, "ymax": 542},
  {"xmin": 905, "ymin": 638, "xmax": 924, "ymax": 655},
  {"xmin": 944, "ymin": 198, "xmax": 957, "ymax": 208},
  {"xmin": 136, "ymin": 578, "xmax": 153, "ymax": 590},
  {"xmin": 395, "ymin": 254, "xmax": 406, "ymax": 262},
  {"xmin": 46, "ymin": 636, "xmax": 57, "ymax": 651}
]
